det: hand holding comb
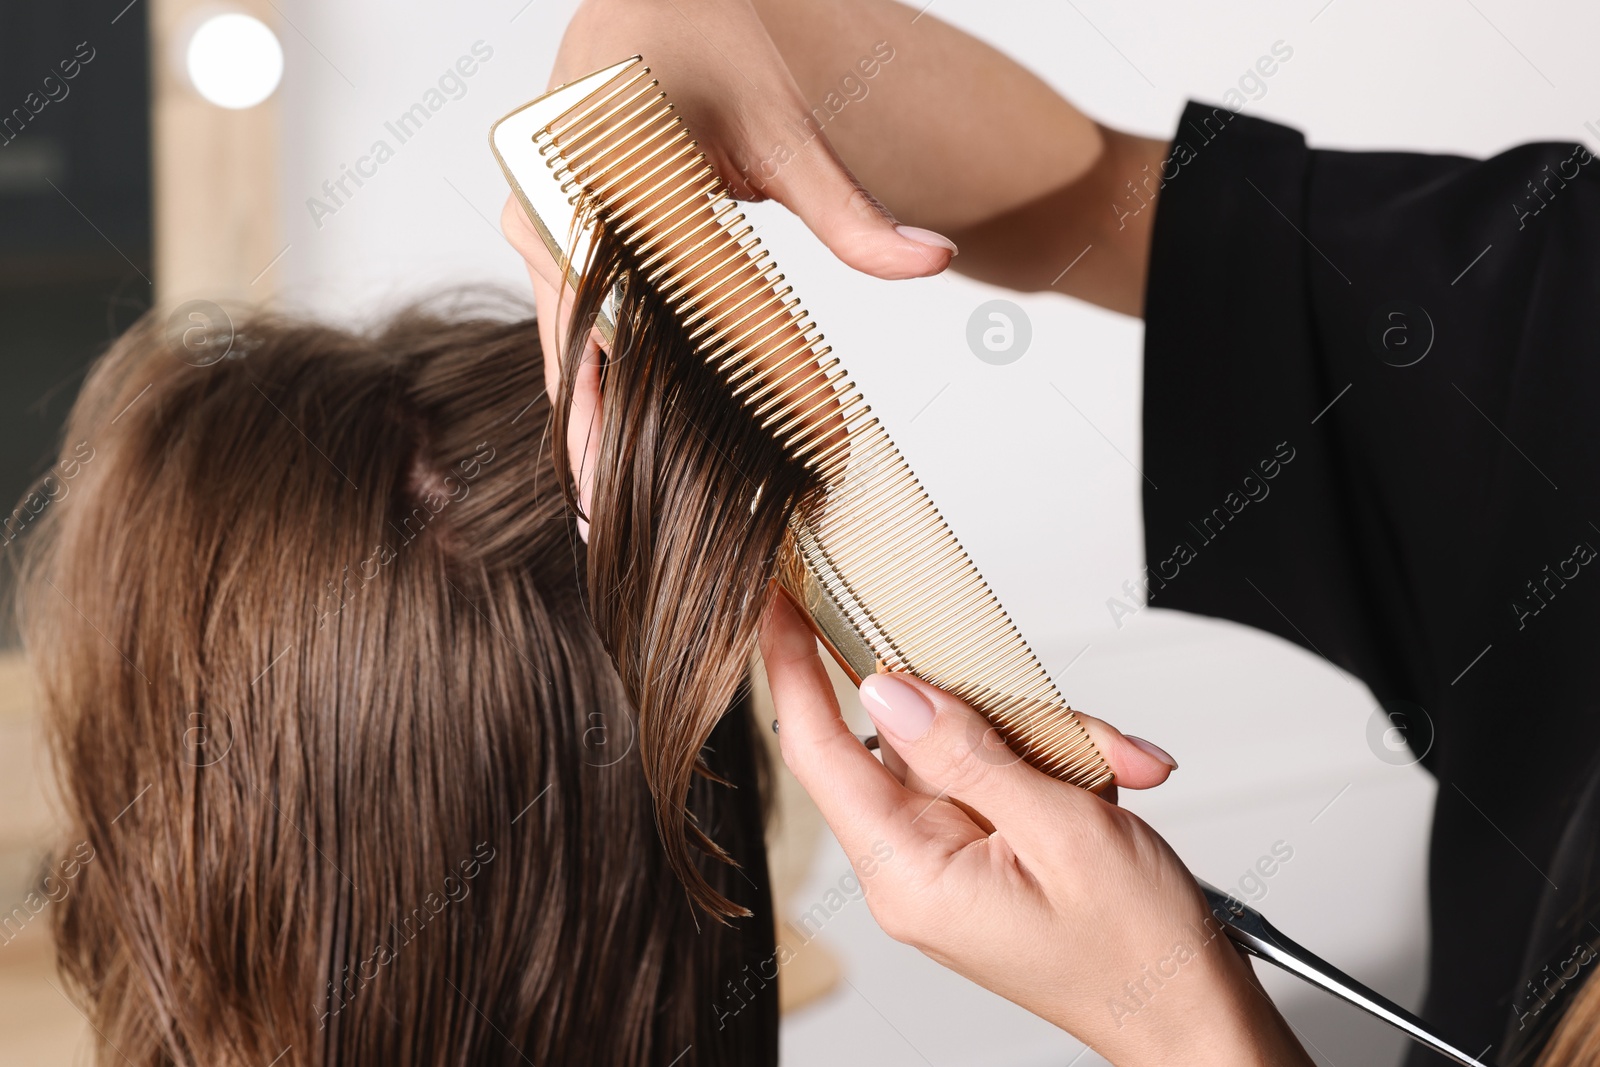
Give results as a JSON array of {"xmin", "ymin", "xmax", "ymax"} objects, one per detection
[
  {"xmin": 489, "ymin": 57, "xmax": 1493, "ymax": 1067},
  {"xmin": 493, "ymin": 55, "xmax": 1110, "ymax": 792}
]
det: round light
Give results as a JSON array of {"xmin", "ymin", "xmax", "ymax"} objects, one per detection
[{"xmin": 185, "ymin": 13, "xmax": 283, "ymax": 109}]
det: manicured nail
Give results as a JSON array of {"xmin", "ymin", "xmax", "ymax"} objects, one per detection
[
  {"xmin": 894, "ymin": 224, "xmax": 958, "ymax": 255},
  {"xmin": 860, "ymin": 674, "xmax": 935, "ymax": 742},
  {"xmin": 1126, "ymin": 735, "xmax": 1178, "ymax": 770}
]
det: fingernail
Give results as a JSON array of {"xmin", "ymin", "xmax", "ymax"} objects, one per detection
[
  {"xmin": 860, "ymin": 674, "xmax": 935, "ymax": 742},
  {"xmin": 1126, "ymin": 735, "xmax": 1178, "ymax": 770},
  {"xmin": 894, "ymin": 224, "xmax": 958, "ymax": 255}
]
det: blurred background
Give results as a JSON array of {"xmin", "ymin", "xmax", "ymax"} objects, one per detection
[{"xmin": 2, "ymin": 0, "xmax": 1596, "ymax": 1063}]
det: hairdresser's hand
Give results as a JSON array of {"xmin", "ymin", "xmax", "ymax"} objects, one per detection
[
  {"xmin": 509, "ymin": 0, "xmax": 1173, "ymax": 315},
  {"xmin": 542, "ymin": 0, "xmax": 957, "ymax": 280},
  {"xmin": 759, "ymin": 596, "xmax": 1313, "ymax": 1067},
  {"xmin": 504, "ymin": 0, "xmax": 951, "ymax": 537}
]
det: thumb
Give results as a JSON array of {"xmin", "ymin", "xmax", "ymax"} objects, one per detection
[
  {"xmin": 858, "ymin": 672, "xmax": 1047, "ymax": 820},
  {"xmin": 746, "ymin": 126, "xmax": 957, "ymax": 281}
]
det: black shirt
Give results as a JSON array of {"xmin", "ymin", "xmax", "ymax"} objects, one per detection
[
  {"xmin": 1500, "ymin": 749, "xmax": 1600, "ymax": 1064},
  {"xmin": 1142, "ymin": 100, "xmax": 1600, "ymax": 1065}
]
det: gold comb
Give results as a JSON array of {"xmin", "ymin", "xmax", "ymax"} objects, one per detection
[{"xmin": 490, "ymin": 57, "xmax": 1111, "ymax": 791}]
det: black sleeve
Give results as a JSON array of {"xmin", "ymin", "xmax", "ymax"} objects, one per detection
[{"xmin": 1140, "ymin": 101, "xmax": 1600, "ymax": 1063}]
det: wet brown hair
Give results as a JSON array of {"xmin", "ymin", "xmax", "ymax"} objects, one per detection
[
  {"xmin": 17, "ymin": 295, "xmax": 777, "ymax": 1066},
  {"xmin": 556, "ymin": 227, "xmax": 822, "ymax": 919}
]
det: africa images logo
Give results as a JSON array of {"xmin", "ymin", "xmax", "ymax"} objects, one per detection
[{"xmin": 966, "ymin": 299, "xmax": 1032, "ymax": 365}]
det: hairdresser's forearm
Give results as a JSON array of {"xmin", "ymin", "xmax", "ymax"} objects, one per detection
[
  {"xmin": 751, "ymin": 0, "xmax": 1100, "ymax": 230},
  {"xmin": 751, "ymin": 0, "xmax": 1166, "ymax": 315},
  {"xmin": 945, "ymin": 128, "xmax": 1171, "ymax": 316}
]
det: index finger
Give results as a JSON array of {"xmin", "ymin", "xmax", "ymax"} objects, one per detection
[
  {"xmin": 501, "ymin": 193, "xmax": 564, "ymax": 292},
  {"xmin": 759, "ymin": 592, "xmax": 915, "ymax": 855}
]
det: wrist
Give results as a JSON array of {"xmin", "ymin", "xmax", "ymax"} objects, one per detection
[
  {"xmin": 1178, "ymin": 950, "xmax": 1313, "ymax": 1067},
  {"xmin": 1084, "ymin": 929, "xmax": 1312, "ymax": 1067}
]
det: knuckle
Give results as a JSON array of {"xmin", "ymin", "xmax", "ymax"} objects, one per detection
[
  {"xmin": 864, "ymin": 859, "xmax": 938, "ymax": 948},
  {"xmin": 870, "ymin": 903, "xmax": 914, "ymax": 945},
  {"xmin": 774, "ymin": 728, "xmax": 796, "ymax": 767},
  {"xmin": 1053, "ymin": 794, "xmax": 1127, "ymax": 861},
  {"xmin": 775, "ymin": 728, "xmax": 808, "ymax": 774},
  {"xmin": 843, "ymin": 182, "xmax": 889, "ymax": 222},
  {"xmin": 499, "ymin": 197, "xmax": 529, "ymax": 241},
  {"xmin": 871, "ymin": 893, "xmax": 932, "ymax": 950}
]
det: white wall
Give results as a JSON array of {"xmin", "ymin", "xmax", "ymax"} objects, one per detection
[{"xmin": 270, "ymin": 1, "xmax": 1599, "ymax": 1063}]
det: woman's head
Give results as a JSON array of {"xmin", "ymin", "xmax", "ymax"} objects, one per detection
[{"xmin": 17, "ymin": 297, "xmax": 775, "ymax": 1066}]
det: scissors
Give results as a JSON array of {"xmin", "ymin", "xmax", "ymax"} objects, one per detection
[{"xmin": 1199, "ymin": 881, "xmax": 1494, "ymax": 1067}]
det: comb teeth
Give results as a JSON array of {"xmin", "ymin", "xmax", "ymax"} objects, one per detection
[{"xmin": 520, "ymin": 59, "xmax": 1109, "ymax": 789}]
